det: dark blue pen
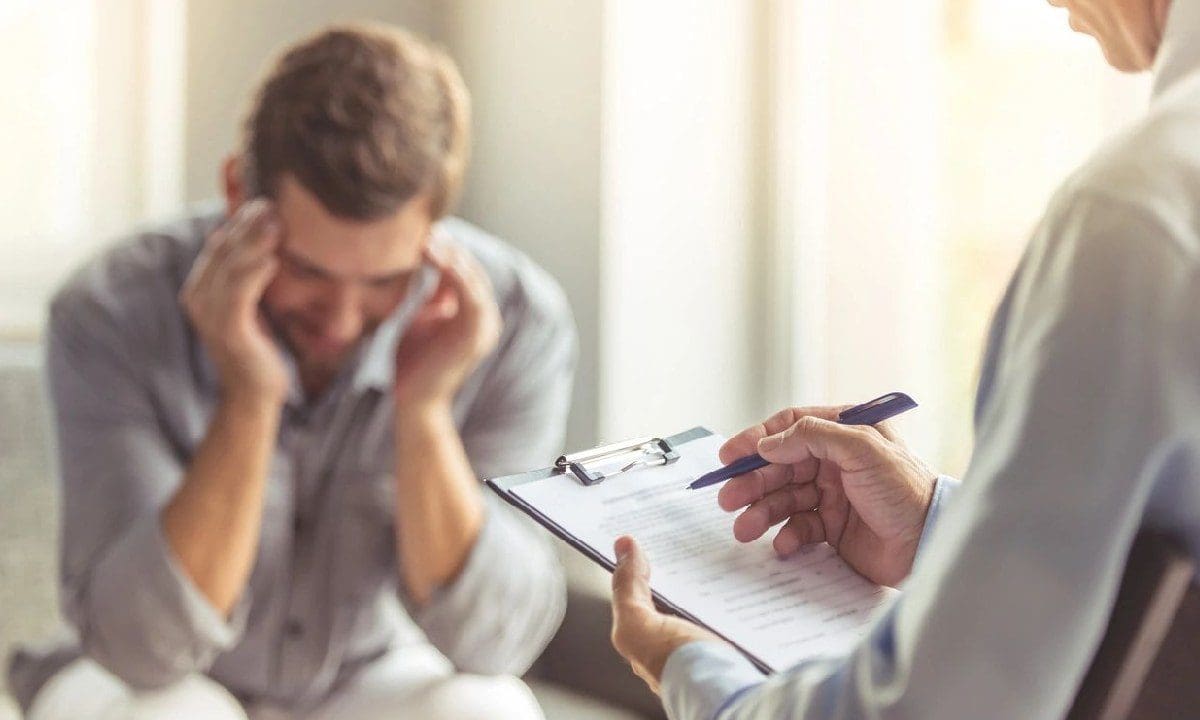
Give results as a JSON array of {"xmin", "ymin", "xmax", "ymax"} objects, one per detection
[{"xmin": 687, "ymin": 392, "xmax": 918, "ymax": 490}]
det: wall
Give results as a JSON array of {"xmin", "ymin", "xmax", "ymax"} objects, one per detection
[
  {"xmin": 600, "ymin": 0, "xmax": 765, "ymax": 442},
  {"xmin": 437, "ymin": 0, "xmax": 604, "ymax": 452},
  {"xmin": 0, "ymin": 0, "xmax": 184, "ymax": 335},
  {"xmin": 184, "ymin": 0, "xmax": 437, "ymax": 201}
]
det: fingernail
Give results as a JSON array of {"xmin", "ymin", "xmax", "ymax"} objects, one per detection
[{"xmin": 614, "ymin": 537, "xmax": 631, "ymax": 561}]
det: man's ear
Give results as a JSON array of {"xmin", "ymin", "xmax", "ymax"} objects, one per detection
[{"xmin": 221, "ymin": 155, "xmax": 247, "ymax": 215}]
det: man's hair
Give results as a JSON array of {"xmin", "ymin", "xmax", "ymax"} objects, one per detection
[{"xmin": 240, "ymin": 24, "xmax": 470, "ymax": 220}]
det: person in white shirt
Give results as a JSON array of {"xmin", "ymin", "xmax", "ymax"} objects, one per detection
[{"xmin": 610, "ymin": 0, "xmax": 1200, "ymax": 718}]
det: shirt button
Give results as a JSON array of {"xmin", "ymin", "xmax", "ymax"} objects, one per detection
[{"xmin": 285, "ymin": 618, "xmax": 304, "ymax": 639}]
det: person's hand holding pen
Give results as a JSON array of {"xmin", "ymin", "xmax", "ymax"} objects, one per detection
[
  {"xmin": 611, "ymin": 394, "xmax": 941, "ymax": 693},
  {"xmin": 715, "ymin": 402, "xmax": 939, "ymax": 587}
]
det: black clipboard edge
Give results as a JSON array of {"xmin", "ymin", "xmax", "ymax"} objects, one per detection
[{"xmin": 485, "ymin": 426, "xmax": 773, "ymax": 675}]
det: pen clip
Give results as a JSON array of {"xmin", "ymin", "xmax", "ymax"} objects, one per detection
[{"xmin": 837, "ymin": 392, "xmax": 917, "ymax": 426}]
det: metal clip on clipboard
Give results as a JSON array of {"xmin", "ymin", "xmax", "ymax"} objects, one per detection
[{"xmin": 555, "ymin": 436, "xmax": 681, "ymax": 486}]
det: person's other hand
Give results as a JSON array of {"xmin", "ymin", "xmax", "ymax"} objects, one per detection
[
  {"xmin": 393, "ymin": 237, "xmax": 501, "ymax": 410},
  {"xmin": 180, "ymin": 199, "xmax": 288, "ymax": 407},
  {"xmin": 610, "ymin": 536, "xmax": 724, "ymax": 694},
  {"xmin": 717, "ymin": 406, "xmax": 938, "ymax": 587}
]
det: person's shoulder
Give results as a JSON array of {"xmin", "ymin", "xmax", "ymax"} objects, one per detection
[
  {"xmin": 1010, "ymin": 92, "xmax": 1200, "ymax": 334},
  {"xmin": 1054, "ymin": 78, "xmax": 1200, "ymax": 261},
  {"xmin": 438, "ymin": 216, "xmax": 575, "ymax": 332},
  {"xmin": 49, "ymin": 206, "xmax": 221, "ymax": 341}
]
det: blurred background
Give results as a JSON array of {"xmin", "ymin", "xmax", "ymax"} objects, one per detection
[{"xmin": 0, "ymin": 0, "xmax": 1149, "ymax": 716}]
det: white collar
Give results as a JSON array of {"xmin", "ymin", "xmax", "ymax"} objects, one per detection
[{"xmin": 1152, "ymin": 0, "xmax": 1200, "ymax": 100}]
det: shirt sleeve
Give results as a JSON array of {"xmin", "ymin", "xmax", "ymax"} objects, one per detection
[
  {"xmin": 912, "ymin": 475, "xmax": 960, "ymax": 567},
  {"xmin": 409, "ymin": 262, "xmax": 577, "ymax": 675},
  {"xmin": 659, "ymin": 193, "xmax": 1197, "ymax": 720},
  {"xmin": 47, "ymin": 289, "xmax": 248, "ymax": 690}
]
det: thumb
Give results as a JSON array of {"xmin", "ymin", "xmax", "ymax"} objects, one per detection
[
  {"xmin": 757, "ymin": 416, "xmax": 879, "ymax": 466},
  {"xmin": 612, "ymin": 536, "xmax": 653, "ymax": 610}
]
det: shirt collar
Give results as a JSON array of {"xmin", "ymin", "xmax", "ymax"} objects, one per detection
[{"xmin": 1152, "ymin": 0, "xmax": 1200, "ymax": 100}]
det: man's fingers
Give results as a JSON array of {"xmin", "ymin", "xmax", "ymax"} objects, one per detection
[
  {"xmin": 757, "ymin": 416, "xmax": 882, "ymax": 469},
  {"xmin": 185, "ymin": 224, "xmax": 232, "ymax": 296},
  {"xmin": 610, "ymin": 535, "xmax": 657, "ymax": 678},
  {"xmin": 718, "ymin": 406, "xmax": 849, "ymax": 464},
  {"xmin": 227, "ymin": 197, "xmax": 272, "ymax": 238},
  {"xmin": 871, "ymin": 418, "xmax": 905, "ymax": 444},
  {"xmin": 773, "ymin": 511, "xmax": 827, "ymax": 556},
  {"xmin": 611, "ymin": 536, "xmax": 654, "ymax": 612},
  {"xmin": 718, "ymin": 407, "xmax": 800, "ymax": 463},
  {"xmin": 448, "ymin": 247, "xmax": 496, "ymax": 320},
  {"xmin": 194, "ymin": 201, "xmax": 279, "ymax": 298},
  {"xmin": 211, "ymin": 199, "xmax": 270, "ymax": 265},
  {"xmin": 220, "ymin": 200, "xmax": 280, "ymax": 268},
  {"xmin": 717, "ymin": 459, "xmax": 808, "ymax": 511},
  {"xmin": 225, "ymin": 226, "xmax": 282, "ymax": 277},
  {"xmin": 419, "ymin": 280, "xmax": 459, "ymax": 319},
  {"xmin": 229, "ymin": 256, "xmax": 280, "ymax": 310},
  {"xmin": 422, "ymin": 240, "xmax": 495, "ymax": 324},
  {"xmin": 732, "ymin": 483, "xmax": 820, "ymax": 543}
]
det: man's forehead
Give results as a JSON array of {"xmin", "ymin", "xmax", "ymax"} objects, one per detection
[{"xmin": 274, "ymin": 176, "xmax": 432, "ymax": 276}]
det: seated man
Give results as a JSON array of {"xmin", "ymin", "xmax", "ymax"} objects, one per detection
[{"xmin": 7, "ymin": 24, "xmax": 576, "ymax": 720}]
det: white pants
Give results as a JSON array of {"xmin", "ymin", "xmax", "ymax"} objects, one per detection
[{"xmin": 27, "ymin": 646, "xmax": 544, "ymax": 720}]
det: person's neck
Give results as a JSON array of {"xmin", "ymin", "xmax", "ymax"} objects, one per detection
[{"xmin": 299, "ymin": 365, "xmax": 336, "ymax": 404}]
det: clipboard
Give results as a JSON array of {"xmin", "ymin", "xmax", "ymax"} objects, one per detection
[{"xmin": 486, "ymin": 427, "xmax": 776, "ymax": 673}]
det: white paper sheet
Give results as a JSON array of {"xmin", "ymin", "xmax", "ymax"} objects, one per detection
[{"xmin": 511, "ymin": 433, "xmax": 896, "ymax": 672}]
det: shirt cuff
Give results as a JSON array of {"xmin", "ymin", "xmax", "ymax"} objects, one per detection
[
  {"xmin": 409, "ymin": 507, "xmax": 504, "ymax": 630},
  {"xmin": 82, "ymin": 513, "xmax": 248, "ymax": 687},
  {"xmin": 661, "ymin": 641, "xmax": 766, "ymax": 720},
  {"xmin": 407, "ymin": 503, "xmax": 564, "ymax": 674},
  {"xmin": 913, "ymin": 474, "xmax": 960, "ymax": 567}
]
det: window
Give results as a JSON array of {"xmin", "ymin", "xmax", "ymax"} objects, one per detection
[
  {"xmin": 772, "ymin": 0, "xmax": 1149, "ymax": 473},
  {"xmin": 0, "ymin": 0, "xmax": 185, "ymax": 336}
]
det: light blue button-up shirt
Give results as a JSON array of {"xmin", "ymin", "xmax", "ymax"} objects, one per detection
[
  {"xmin": 660, "ymin": 3, "xmax": 1200, "ymax": 718},
  {"xmin": 7, "ymin": 211, "xmax": 577, "ymax": 713}
]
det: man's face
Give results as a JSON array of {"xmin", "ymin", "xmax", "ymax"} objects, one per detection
[
  {"xmin": 260, "ymin": 175, "xmax": 431, "ymax": 377},
  {"xmin": 1047, "ymin": 0, "xmax": 1172, "ymax": 72}
]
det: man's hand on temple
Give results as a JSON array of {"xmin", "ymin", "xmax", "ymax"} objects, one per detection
[
  {"xmin": 393, "ymin": 236, "xmax": 502, "ymax": 410},
  {"xmin": 718, "ymin": 407, "xmax": 938, "ymax": 587},
  {"xmin": 180, "ymin": 198, "xmax": 288, "ymax": 408}
]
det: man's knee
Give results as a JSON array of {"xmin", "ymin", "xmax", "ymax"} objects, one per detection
[
  {"xmin": 125, "ymin": 673, "xmax": 247, "ymax": 720},
  {"xmin": 27, "ymin": 659, "xmax": 247, "ymax": 720},
  {"xmin": 415, "ymin": 674, "xmax": 544, "ymax": 720}
]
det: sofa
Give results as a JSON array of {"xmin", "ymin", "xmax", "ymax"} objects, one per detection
[{"xmin": 0, "ymin": 342, "xmax": 665, "ymax": 719}]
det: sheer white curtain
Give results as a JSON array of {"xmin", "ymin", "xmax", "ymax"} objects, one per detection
[
  {"xmin": 767, "ymin": 0, "xmax": 945, "ymax": 458},
  {"xmin": 769, "ymin": 0, "xmax": 1149, "ymax": 471},
  {"xmin": 0, "ymin": 0, "xmax": 185, "ymax": 336}
]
